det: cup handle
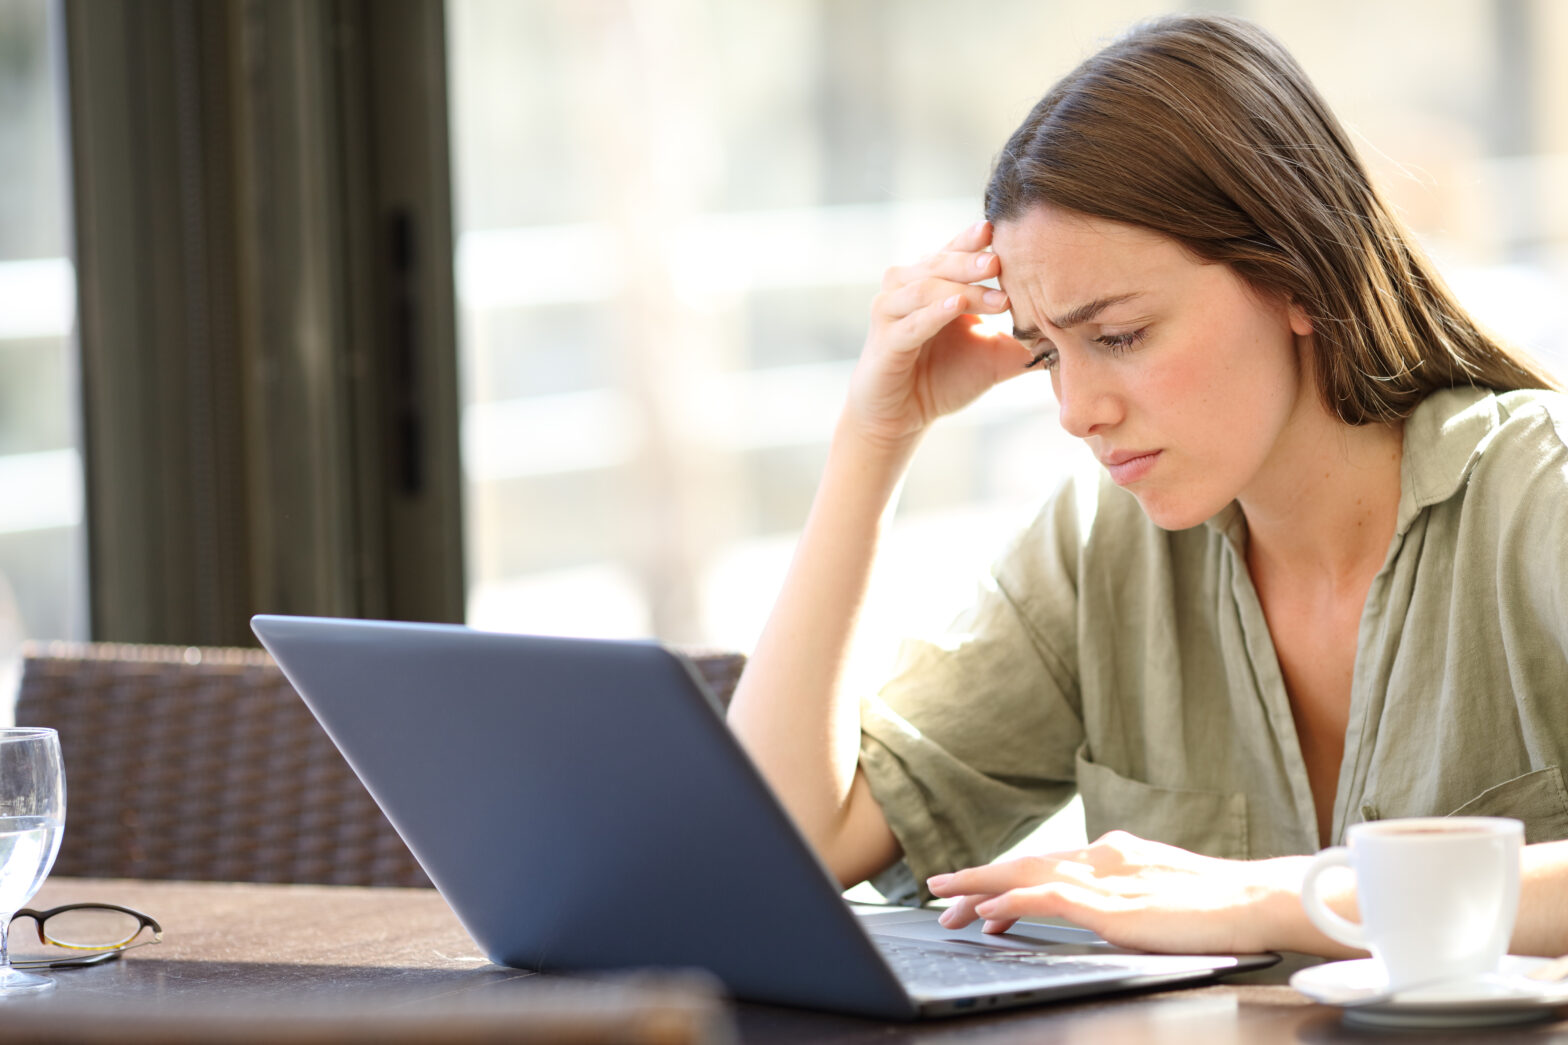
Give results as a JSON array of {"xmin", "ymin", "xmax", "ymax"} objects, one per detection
[{"xmin": 1300, "ymin": 846, "xmax": 1368, "ymax": 951}]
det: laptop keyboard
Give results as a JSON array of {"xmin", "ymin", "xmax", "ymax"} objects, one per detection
[{"xmin": 875, "ymin": 938, "xmax": 1149, "ymax": 988}]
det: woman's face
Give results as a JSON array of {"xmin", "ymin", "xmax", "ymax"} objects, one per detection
[{"xmin": 992, "ymin": 205, "xmax": 1318, "ymax": 531}]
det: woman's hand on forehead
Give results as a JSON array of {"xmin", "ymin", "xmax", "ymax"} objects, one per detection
[{"xmin": 845, "ymin": 220, "xmax": 1034, "ymax": 450}]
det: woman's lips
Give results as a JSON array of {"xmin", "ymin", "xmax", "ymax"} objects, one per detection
[{"xmin": 1102, "ymin": 450, "xmax": 1161, "ymax": 485}]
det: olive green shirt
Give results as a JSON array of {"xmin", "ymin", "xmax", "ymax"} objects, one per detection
[{"xmin": 859, "ymin": 386, "xmax": 1568, "ymax": 901}]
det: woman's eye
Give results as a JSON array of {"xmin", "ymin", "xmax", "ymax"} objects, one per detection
[
  {"xmin": 1094, "ymin": 329, "xmax": 1148, "ymax": 354},
  {"xmin": 1022, "ymin": 328, "xmax": 1143, "ymax": 370},
  {"xmin": 1022, "ymin": 347, "xmax": 1059, "ymax": 371}
]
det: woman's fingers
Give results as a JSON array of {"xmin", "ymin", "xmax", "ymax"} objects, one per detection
[
  {"xmin": 937, "ymin": 877, "xmax": 1140, "ymax": 942},
  {"xmin": 928, "ymin": 855, "xmax": 1071, "ymax": 900},
  {"xmin": 944, "ymin": 218, "xmax": 994, "ymax": 253},
  {"xmin": 935, "ymin": 892, "xmax": 989, "ymax": 929},
  {"xmin": 882, "ymin": 247, "xmax": 999, "ymax": 293},
  {"xmin": 923, "ymin": 836, "xmax": 1281, "ymax": 954},
  {"xmin": 874, "ymin": 276, "xmax": 1006, "ymax": 327},
  {"xmin": 936, "ymin": 879, "xmax": 1116, "ymax": 935},
  {"xmin": 843, "ymin": 218, "xmax": 1020, "ymax": 440},
  {"xmin": 926, "ymin": 848, "xmax": 1167, "ymax": 936},
  {"xmin": 934, "ymin": 896, "xmax": 1021, "ymax": 935},
  {"xmin": 865, "ymin": 282, "xmax": 1008, "ymax": 375},
  {"xmin": 976, "ymin": 880, "xmax": 1118, "ymax": 924},
  {"xmin": 876, "ymin": 218, "xmax": 1001, "ymax": 323}
]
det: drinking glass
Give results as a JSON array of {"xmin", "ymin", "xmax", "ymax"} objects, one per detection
[{"xmin": 0, "ymin": 728, "xmax": 65, "ymax": 995}]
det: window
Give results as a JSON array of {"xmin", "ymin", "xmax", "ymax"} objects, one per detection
[{"xmin": 0, "ymin": 0, "xmax": 85, "ymax": 650}]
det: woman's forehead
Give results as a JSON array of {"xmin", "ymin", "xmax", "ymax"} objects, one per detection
[{"xmin": 993, "ymin": 207, "xmax": 1191, "ymax": 324}]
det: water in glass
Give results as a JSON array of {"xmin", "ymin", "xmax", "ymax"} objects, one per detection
[{"xmin": 0, "ymin": 729, "xmax": 64, "ymax": 995}]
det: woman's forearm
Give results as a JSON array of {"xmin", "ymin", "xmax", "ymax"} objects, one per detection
[
  {"xmin": 726, "ymin": 417, "xmax": 914, "ymax": 881},
  {"xmin": 1252, "ymin": 855, "xmax": 1364, "ymax": 957},
  {"xmin": 1264, "ymin": 841, "xmax": 1568, "ymax": 958},
  {"xmin": 1215, "ymin": 842, "xmax": 1568, "ymax": 959},
  {"xmin": 1512, "ymin": 840, "xmax": 1568, "ymax": 956},
  {"xmin": 727, "ymin": 220, "xmax": 1017, "ymax": 886}
]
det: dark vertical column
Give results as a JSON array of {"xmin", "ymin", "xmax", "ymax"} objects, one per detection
[{"xmin": 65, "ymin": 0, "xmax": 463, "ymax": 645}]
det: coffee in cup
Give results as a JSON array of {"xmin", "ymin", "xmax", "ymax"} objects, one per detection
[{"xmin": 1300, "ymin": 816, "xmax": 1523, "ymax": 990}]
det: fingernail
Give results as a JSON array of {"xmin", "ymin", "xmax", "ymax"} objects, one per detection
[
  {"xmin": 927, "ymin": 874, "xmax": 952, "ymax": 891},
  {"xmin": 983, "ymin": 289, "xmax": 1006, "ymax": 307},
  {"xmin": 971, "ymin": 220, "xmax": 987, "ymax": 235},
  {"xmin": 943, "ymin": 294, "xmax": 962, "ymax": 310},
  {"xmin": 975, "ymin": 901, "xmax": 997, "ymax": 917},
  {"xmin": 937, "ymin": 908, "xmax": 955, "ymax": 927},
  {"xmin": 975, "ymin": 253, "xmax": 993, "ymax": 270}
]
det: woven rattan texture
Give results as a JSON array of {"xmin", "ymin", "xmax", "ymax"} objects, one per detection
[
  {"xmin": 16, "ymin": 642, "xmax": 434, "ymax": 887},
  {"xmin": 683, "ymin": 649, "xmax": 747, "ymax": 712},
  {"xmin": 15, "ymin": 642, "xmax": 748, "ymax": 886}
]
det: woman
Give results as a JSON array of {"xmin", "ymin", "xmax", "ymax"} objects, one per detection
[{"xmin": 727, "ymin": 14, "xmax": 1567, "ymax": 957}]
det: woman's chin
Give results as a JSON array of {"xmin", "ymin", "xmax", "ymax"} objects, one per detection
[{"xmin": 1132, "ymin": 491, "xmax": 1225, "ymax": 533}]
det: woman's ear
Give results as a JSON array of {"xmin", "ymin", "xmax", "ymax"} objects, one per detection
[{"xmin": 1287, "ymin": 299, "xmax": 1314, "ymax": 337}]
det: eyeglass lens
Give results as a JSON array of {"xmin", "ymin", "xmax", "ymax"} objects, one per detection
[
  {"xmin": 9, "ymin": 904, "xmax": 159, "ymax": 968},
  {"xmin": 39, "ymin": 907, "xmax": 148, "ymax": 949}
]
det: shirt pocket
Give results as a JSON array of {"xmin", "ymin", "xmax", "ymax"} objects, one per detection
[
  {"xmin": 1075, "ymin": 747, "xmax": 1250, "ymax": 859},
  {"xmin": 1444, "ymin": 766, "xmax": 1568, "ymax": 844}
]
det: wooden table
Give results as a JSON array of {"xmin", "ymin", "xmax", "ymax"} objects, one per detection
[
  {"xmin": 5, "ymin": 878, "xmax": 727, "ymax": 1044},
  {"xmin": 11, "ymin": 877, "xmax": 1568, "ymax": 1043}
]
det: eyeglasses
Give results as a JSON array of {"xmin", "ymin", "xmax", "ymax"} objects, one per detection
[{"xmin": 9, "ymin": 903, "xmax": 162, "ymax": 969}]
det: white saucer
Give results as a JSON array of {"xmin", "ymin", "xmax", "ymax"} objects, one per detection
[{"xmin": 1291, "ymin": 956, "xmax": 1568, "ymax": 1028}]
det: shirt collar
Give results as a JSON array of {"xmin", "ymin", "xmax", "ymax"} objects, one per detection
[{"xmin": 1394, "ymin": 385, "xmax": 1499, "ymax": 535}]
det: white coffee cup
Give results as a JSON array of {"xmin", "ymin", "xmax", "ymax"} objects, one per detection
[{"xmin": 1300, "ymin": 816, "xmax": 1523, "ymax": 990}]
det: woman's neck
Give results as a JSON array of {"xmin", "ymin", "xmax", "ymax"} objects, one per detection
[{"xmin": 1238, "ymin": 406, "xmax": 1405, "ymax": 591}]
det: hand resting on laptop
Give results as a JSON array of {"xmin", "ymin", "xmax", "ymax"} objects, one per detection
[
  {"xmin": 927, "ymin": 831, "xmax": 1568, "ymax": 961},
  {"xmin": 925, "ymin": 831, "xmax": 1348, "ymax": 958}
]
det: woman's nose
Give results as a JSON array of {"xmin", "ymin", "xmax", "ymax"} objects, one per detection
[{"xmin": 1051, "ymin": 353, "xmax": 1121, "ymax": 439}]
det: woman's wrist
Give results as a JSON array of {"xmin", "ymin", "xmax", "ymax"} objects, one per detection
[
  {"xmin": 832, "ymin": 405, "xmax": 925, "ymax": 464},
  {"xmin": 1246, "ymin": 856, "xmax": 1316, "ymax": 953},
  {"xmin": 1246, "ymin": 855, "xmax": 1365, "ymax": 957},
  {"xmin": 826, "ymin": 412, "xmax": 924, "ymax": 499}
]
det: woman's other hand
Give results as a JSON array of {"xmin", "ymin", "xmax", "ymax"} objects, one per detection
[
  {"xmin": 926, "ymin": 830, "xmax": 1324, "ymax": 956},
  {"xmin": 846, "ymin": 220, "xmax": 1027, "ymax": 451}
]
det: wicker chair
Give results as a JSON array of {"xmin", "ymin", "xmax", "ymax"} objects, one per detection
[{"xmin": 15, "ymin": 639, "xmax": 747, "ymax": 887}]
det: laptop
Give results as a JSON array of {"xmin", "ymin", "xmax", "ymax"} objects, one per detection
[{"xmin": 250, "ymin": 614, "xmax": 1276, "ymax": 1019}]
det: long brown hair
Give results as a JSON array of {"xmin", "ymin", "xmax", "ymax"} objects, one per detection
[{"xmin": 985, "ymin": 15, "xmax": 1559, "ymax": 425}]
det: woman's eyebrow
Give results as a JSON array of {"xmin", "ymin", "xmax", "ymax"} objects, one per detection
[
  {"xmin": 1003, "ymin": 292, "xmax": 1144, "ymax": 343},
  {"xmin": 1048, "ymin": 292, "xmax": 1142, "ymax": 329}
]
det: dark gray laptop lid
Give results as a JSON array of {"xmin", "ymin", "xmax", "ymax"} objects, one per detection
[{"xmin": 251, "ymin": 615, "xmax": 914, "ymax": 1018}]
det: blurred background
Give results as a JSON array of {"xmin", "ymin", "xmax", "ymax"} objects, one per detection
[{"xmin": 1, "ymin": 0, "xmax": 1564, "ymax": 705}]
